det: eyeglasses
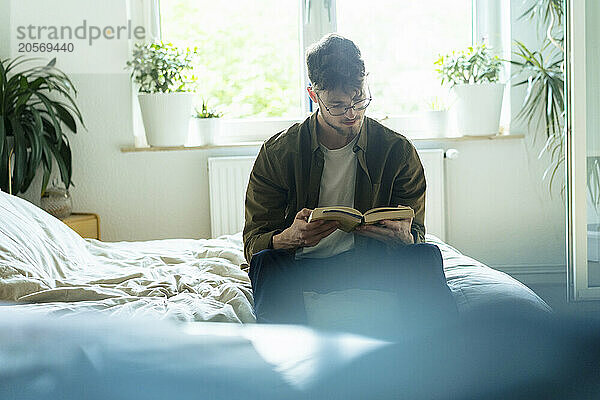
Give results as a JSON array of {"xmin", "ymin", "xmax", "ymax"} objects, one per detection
[{"xmin": 315, "ymin": 87, "xmax": 372, "ymax": 117}]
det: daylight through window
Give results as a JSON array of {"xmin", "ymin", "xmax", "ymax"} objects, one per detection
[
  {"xmin": 160, "ymin": 1, "xmax": 473, "ymax": 120},
  {"xmin": 160, "ymin": 0, "xmax": 302, "ymax": 119}
]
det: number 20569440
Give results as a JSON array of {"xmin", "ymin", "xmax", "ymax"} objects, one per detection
[{"xmin": 18, "ymin": 42, "xmax": 74, "ymax": 53}]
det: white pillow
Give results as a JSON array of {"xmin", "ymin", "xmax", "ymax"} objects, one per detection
[{"xmin": 0, "ymin": 192, "xmax": 90, "ymax": 300}]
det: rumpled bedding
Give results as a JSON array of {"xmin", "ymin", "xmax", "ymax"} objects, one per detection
[
  {"xmin": 0, "ymin": 191, "xmax": 255, "ymax": 323},
  {"xmin": 0, "ymin": 190, "xmax": 550, "ymax": 323},
  {"xmin": 430, "ymin": 236, "xmax": 552, "ymax": 314}
]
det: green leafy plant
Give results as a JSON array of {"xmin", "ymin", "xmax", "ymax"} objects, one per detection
[
  {"xmin": 194, "ymin": 99, "xmax": 222, "ymax": 119},
  {"xmin": 511, "ymin": 0, "xmax": 566, "ymax": 195},
  {"xmin": 425, "ymin": 96, "xmax": 448, "ymax": 111},
  {"xmin": 434, "ymin": 45, "xmax": 502, "ymax": 87},
  {"xmin": 126, "ymin": 41, "xmax": 197, "ymax": 93},
  {"xmin": 0, "ymin": 56, "xmax": 84, "ymax": 195}
]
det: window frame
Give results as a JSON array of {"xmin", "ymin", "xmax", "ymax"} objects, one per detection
[{"xmin": 156, "ymin": 0, "xmax": 505, "ymax": 143}]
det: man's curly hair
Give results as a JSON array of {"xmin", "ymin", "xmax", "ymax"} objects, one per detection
[{"xmin": 306, "ymin": 34, "xmax": 366, "ymax": 94}]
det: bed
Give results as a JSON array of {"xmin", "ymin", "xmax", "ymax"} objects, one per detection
[
  {"xmin": 8, "ymin": 191, "xmax": 600, "ymax": 400},
  {"xmin": 0, "ymin": 190, "xmax": 550, "ymax": 323}
]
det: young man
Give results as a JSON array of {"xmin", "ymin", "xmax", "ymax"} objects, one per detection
[{"xmin": 243, "ymin": 34, "xmax": 457, "ymax": 330}]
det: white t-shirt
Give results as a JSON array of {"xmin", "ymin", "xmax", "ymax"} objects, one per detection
[{"xmin": 296, "ymin": 134, "xmax": 359, "ymax": 259}]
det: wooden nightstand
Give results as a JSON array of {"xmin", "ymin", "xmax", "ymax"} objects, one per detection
[{"xmin": 61, "ymin": 213, "xmax": 101, "ymax": 240}]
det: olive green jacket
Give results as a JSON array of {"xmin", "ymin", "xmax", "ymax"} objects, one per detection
[{"xmin": 243, "ymin": 111, "xmax": 426, "ymax": 263}]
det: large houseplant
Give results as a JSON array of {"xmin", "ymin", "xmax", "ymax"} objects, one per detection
[
  {"xmin": 0, "ymin": 56, "xmax": 84, "ymax": 196},
  {"xmin": 435, "ymin": 45, "xmax": 504, "ymax": 136},
  {"xmin": 511, "ymin": 0, "xmax": 566, "ymax": 196},
  {"xmin": 127, "ymin": 41, "xmax": 197, "ymax": 147}
]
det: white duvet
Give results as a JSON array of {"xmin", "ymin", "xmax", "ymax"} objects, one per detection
[
  {"xmin": 0, "ymin": 191, "xmax": 550, "ymax": 324},
  {"xmin": 0, "ymin": 192, "xmax": 255, "ymax": 323},
  {"xmin": 432, "ymin": 236, "xmax": 552, "ymax": 314}
]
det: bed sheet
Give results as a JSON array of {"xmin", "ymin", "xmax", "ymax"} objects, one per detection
[
  {"xmin": 2, "ymin": 304, "xmax": 595, "ymax": 400},
  {"xmin": 0, "ymin": 191, "xmax": 254, "ymax": 323},
  {"xmin": 1, "ymin": 190, "xmax": 549, "ymax": 324},
  {"xmin": 427, "ymin": 235, "xmax": 552, "ymax": 314}
]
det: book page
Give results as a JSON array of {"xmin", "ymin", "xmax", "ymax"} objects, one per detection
[
  {"xmin": 308, "ymin": 207, "xmax": 362, "ymax": 232},
  {"xmin": 363, "ymin": 207, "xmax": 414, "ymax": 225},
  {"xmin": 364, "ymin": 206, "xmax": 412, "ymax": 216}
]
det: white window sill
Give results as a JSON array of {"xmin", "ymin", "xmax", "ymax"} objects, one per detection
[
  {"xmin": 120, "ymin": 133, "xmax": 524, "ymax": 153},
  {"xmin": 126, "ymin": 114, "xmax": 523, "ymax": 152},
  {"xmin": 121, "ymin": 141, "xmax": 263, "ymax": 153}
]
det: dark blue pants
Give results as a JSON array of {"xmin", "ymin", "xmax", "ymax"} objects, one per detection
[{"xmin": 249, "ymin": 243, "xmax": 458, "ymax": 330}]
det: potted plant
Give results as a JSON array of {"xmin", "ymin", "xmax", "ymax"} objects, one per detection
[
  {"xmin": 511, "ymin": 0, "xmax": 565, "ymax": 194},
  {"xmin": 126, "ymin": 41, "xmax": 197, "ymax": 147},
  {"xmin": 422, "ymin": 96, "xmax": 449, "ymax": 138},
  {"xmin": 435, "ymin": 44, "xmax": 504, "ymax": 136},
  {"xmin": 0, "ymin": 56, "xmax": 84, "ymax": 198},
  {"xmin": 192, "ymin": 99, "xmax": 222, "ymax": 146}
]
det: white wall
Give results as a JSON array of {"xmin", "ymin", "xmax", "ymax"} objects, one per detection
[
  {"xmin": 66, "ymin": 73, "xmax": 259, "ymax": 241},
  {"xmin": 443, "ymin": 139, "xmax": 565, "ymax": 268},
  {"xmin": 1, "ymin": 1, "xmax": 566, "ymax": 278}
]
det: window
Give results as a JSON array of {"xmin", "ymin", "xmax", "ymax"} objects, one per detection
[
  {"xmin": 159, "ymin": 0, "xmax": 474, "ymax": 132},
  {"xmin": 335, "ymin": 0, "xmax": 473, "ymax": 116},
  {"xmin": 160, "ymin": 0, "xmax": 303, "ymax": 119}
]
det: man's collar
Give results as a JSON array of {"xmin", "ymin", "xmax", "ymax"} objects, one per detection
[
  {"xmin": 309, "ymin": 111, "xmax": 320, "ymax": 153},
  {"xmin": 309, "ymin": 110, "xmax": 368, "ymax": 153},
  {"xmin": 356, "ymin": 117, "xmax": 368, "ymax": 152}
]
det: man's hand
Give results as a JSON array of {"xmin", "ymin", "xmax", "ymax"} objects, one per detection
[
  {"xmin": 272, "ymin": 208, "xmax": 339, "ymax": 250},
  {"xmin": 355, "ymin": 205, "xmax": 414, "ymax": 247}
]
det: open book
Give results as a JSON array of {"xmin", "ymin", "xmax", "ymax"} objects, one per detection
[{"xmin": 308, "ymin": 206, "xmax": 414, "ymax": 233}]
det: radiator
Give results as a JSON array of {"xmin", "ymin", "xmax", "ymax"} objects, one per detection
[
  {"xmin": 417, "ymin": 149, "xmax": 446, "ymax": 241},
  {"xmin": 208, "ymin": 150, "xmax": 448, "ymax": 240},
  {"xmin": 208, "ymin": 156, "xmax": 256, "ymax": 238}
]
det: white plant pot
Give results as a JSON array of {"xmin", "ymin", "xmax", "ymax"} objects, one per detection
[
  {"xmin": 422, "ymin": 110, "xmax": 449, "ymax": 138},
  {"xmin": 193, "ymin": 118, "xmax": 220, "ymax": 146},
  {"xmin": 452, "ymin": 83, "xmax": 504, "ymax": 136},
  {"xmin": 138, "ymin": 92, "xmax": 193, "ymax": 146}
]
